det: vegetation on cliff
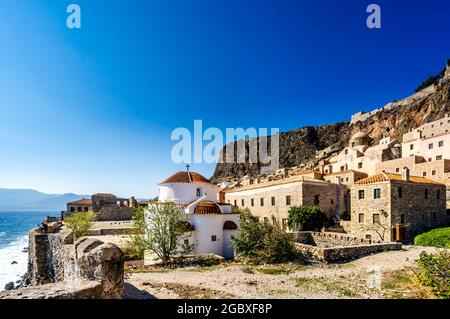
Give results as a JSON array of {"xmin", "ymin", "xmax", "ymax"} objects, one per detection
[{"xmin": 64, "ymin": 211, "xmax": 94, "ymax": 240}]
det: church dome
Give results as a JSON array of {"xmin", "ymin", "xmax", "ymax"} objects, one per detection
[
  {"xmin": 161, "ymin": 171, "xmax": 213, "ymax": 184},
  {"xmin": 193, "ymin": 201, "xmax": 222, "ymax": 215}
]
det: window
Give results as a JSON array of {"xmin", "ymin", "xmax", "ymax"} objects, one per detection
[
  {"xmin": 314, "ymin": 195, "xmax": 320, "ymax": 205},
  {"xmin": 84, "ymin": 207, "xmax": 89, "ymax": 212},
  {"xmin": 373, "ymin": 214, "xmax": 380, "ymax": 224},
  {"xmin": 425, "ymin": 189, "xmax": 429, "ymax": 199},
  {"xmin": 260, "ymin": 198, "xmax": 264, "ymax": 206},
  {"xmin": 423, "ymin": 171, "xmax": 427, "ymax": 177},
  {"xmin": 77, "ymin": 207, "xmax": 82, "ymax": 212},
  {"xmin": 358, "ymin": 190, "xmax": 365, "ymax": 199},
  {"xmin": 241, "ymin": 199, "xmax": 245, "ymax": 207},
  {"xmin": 345, "ymin": 149, "xmax": 348, "ymax": 155},
  {"xmin": 429, "ymin": 143, "xmax": 433, "ymax": 149},
  {"xmin": 396, "ymin": 168, "xmax": 400, "ymax": 173},
  {"xmin": 211, "ymin": 236, "xmax": 217, "ymax": 242},
  {"xmin": 439, "ymin": 141, "xmax": 444, "ymax": 147},
  {"xmin": 196, "ymin": 188, "xmax": 201, "ymax": 197},
  {"xmin": 436, "ymin": 155, "xmax": 443, "ymax": 160},
  {"xmin": 70, "ymin": 207, "xmax": 75, "ymax": 213},
  {"xmin": 359, "ymin": 214, "xmax": 364, "ymax": 223},
  {"xmin": 251, "ymin": 198, "xmax": 254, "ymax": 207},
  {"xmin": 374, "ymin": 188, "xmax": 381, "ymax": 199},
  {"xmin": 286, "ymin": 196, "xmax": 291, "ymax": 206},
  {"xmin": 234, "ymin": 200, "xmax": 237, "ymax": 206},
  {"xmin": 358, "ymin": 163, "xmax": 363, "ymax": 169},
  {"xmin": 432, "ymin": 170, "xmax": 437, "ymax": 176},
  {"xmin": 271, "ymin": 197, "xmax": 275, "ymax": 206},
  {"xmin": 398, "ymin": 187, "xmax": 403, "ymax": 198},
  {"xmin": 410, "ymin": 144, "xmax": 414, "ymax": 150},
  {"xmin": 282, "ymin": 219, "xmax": 288, "ymax": 231},
  {"xmin": 400, "ymin": 214, "xmax": 405, "ymax": 224},
  {"xmin": 331, "ymin": 199, "xmax": 334, "ymax": 204},
  {"xmin": 366, "ymin": 234, "xmax": 372, "ymax": 240}
]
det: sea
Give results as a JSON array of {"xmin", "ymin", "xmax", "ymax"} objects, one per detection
[{"xmin": 0, "ymin": 211, "xmax": 55, "ymax": 291}]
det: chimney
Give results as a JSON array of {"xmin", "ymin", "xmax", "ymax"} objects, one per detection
[{"xmin": 402, "ymin": 167, "xmax": 410, "ymax": 182}]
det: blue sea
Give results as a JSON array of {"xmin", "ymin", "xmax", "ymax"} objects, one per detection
[{"xmin": 0, "ymin": 211, "xmax": 55, "ymax": 290}]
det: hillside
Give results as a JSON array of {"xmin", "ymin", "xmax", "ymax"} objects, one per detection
[
  {"xmin": 0, "ymin": 189, "xmax": 89, "ymax": 211},
  {"xmin": 212, "ymin": 61, "xmax": 450, "ymax": 182}
]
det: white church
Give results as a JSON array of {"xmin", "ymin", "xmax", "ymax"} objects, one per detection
[{"xmin": 144, "ymin": 167, "xmax": 240, "ymax": 263}]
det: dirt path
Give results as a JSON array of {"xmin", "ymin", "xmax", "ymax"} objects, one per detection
[{"xmin": 123, "ymin": 246, "xmax": 440, "ymax": 299}]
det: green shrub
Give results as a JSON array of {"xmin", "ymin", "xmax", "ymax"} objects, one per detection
[
  {"xmin": 416, "ymin": 251, "xmax": 450, "ymax": 299},
  {"xmin": 231, "ymin": 212, "xmax": 297, "ymax": 264},
  {"xmin": 287, "ymin": 205, "xmax": 328, "ymax": 231},
  {"xmin": 414, "ymin": 227, "xmax": 450, "ymax": 248},
  {"xmin": 64, "ymin": 211, "xmax": 95, "ymax": 240}
]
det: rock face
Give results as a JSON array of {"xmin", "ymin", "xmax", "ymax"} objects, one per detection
[{"xmin": 212, "ymin": 62, "xmax": 450, "ymax": 181}]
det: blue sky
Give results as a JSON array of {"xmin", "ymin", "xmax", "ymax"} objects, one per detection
[{"xmin": 0, "ymin": 0, "xmax": 449, "ymax": 198}]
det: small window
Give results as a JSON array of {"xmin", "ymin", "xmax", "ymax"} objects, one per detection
[
  {"xmin": 211, "ymin": 235, "xmax": 217, "ymax": 242},
  {"xmin": 260, "ymin": 198, "xmax": 264, "ymax": 206},
  {"xmin": 439, "ymin": 141, "xmax": 444, "ymax": 147},
  {"xmin": 84, "ymin": 207, "xmax": 89, "ymax": 212},
  {"xmin": 358, "ymin": 163, "xmax": 363, "ymax": 169},
  {"xmin": 345, "ymin": 149, "xmax": 348, "ymax": 155},
  {"xmin": 70, "ymin": 207, "xmax": 75, "ymax": 212},
  {"xmin": 359, "ymin": 214, "xmax": 364, "ymax": 223},
  {"xmin": 314, "ymin": 195, "xmax": 320, "ymax": 205},
  {"xmin": 398, "ymin": 187, "xmax": 403, "ymax": 198},
  {"xmin": 432, "ymin": 170, "xmax": 437, "ymax": 176},
  {"xmin": 428, "ymin": 143, "xmax": 433, "ymax": 149},
  {"xmin": 374, "ymin": 188, "xmax": 381, "ymax": 199},
  {"xmin": 234, "ymin": 200, "xmax": 237, "ymax": 206},
  {"xmin": 271, "ymin": 197, "xmax": 275, "ymax": 206},
  {"xmin": 251, "ymin": 198, "xmax": 254, "ymax": 206},
  {"xmin": 286, "ymin": 196, "xmax": 291, "ymax": 206},
  {"xmin": 196, "ymin": 188, "xmax": 201, "ymax": 197},
  {"xmin": 425, "ymin": 189, "xmax": 429, "ymax": 199},
  {"xmin": 436, "ymin": 155, "xmax": 442, "ymax": 160},
  {"xmin": 358, "ymin": 190, "xmax": 365, "ymax": 199},
  {"xmin": 400, "ymin": 214, "xmax": 405, "ymax": 224},
  {"xmin": 423, "ymin": 171, "xmax": 427, "ymax": 177},
  {"xmin": 395, "ymin": 168, "xmax": 400, "ymax": 173},
  {"xmin": 373, "ymin": 214, "xmax": 380, "ymax": 224},
  {"xmin": 282, "ymin": 219, "xmax": 288, "ymax": 231},
  {"xmin": 241, "ymin": 199, "xmax": 245, "ymax": 207},
  {"xmin": 410, "ymin": 144, "xmax": 414, "ymax": 150},
  {"xmin": 366, "ymin": 234, "xmax": 372, "ymax": 240},
  {"xmin": 77, "ymin": 207, "xmax": 82, "ymax": 212}
]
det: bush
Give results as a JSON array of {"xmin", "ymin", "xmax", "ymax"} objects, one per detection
[
  {"xmin": 231, "ymin": 212, "xmax": 297, "ymax": 264},
  {"xmin": 64, "ymin": 211, "xmax": 95, "ymax": 240},
  {"xmin": 287, "ymin": 205, "xmax": 328, "ymax": 231},
  {"xmin": 416, "ymin": 251, "xmax": 450, "ymax": 299},
  {"xmin": 414, "ymin": 227, "xmax": 450, "ymax": 248}
]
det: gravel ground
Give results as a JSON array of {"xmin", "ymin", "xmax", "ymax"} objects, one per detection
[{"xmin": 124, "ymin": 246, "xmax": 442, "ymax": 299}]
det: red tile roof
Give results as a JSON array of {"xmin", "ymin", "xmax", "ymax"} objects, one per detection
[
  {"xmin": 67, "ymin": 198, "xmax": 92, "ymax": 206},
  {"xmin": 193, "ymin": 201, "xmax": 222, "ymax": 215},
  {"xmin": 161, "ymin": 171, "xmax": 213, "ymax": 184},
  {"xmin": 223, "ymin": 221, "xmax": 238, "ymax": 230},
  {"xmin": 355, "ymin": 173, "xmax": 445, "ymax": 185}
]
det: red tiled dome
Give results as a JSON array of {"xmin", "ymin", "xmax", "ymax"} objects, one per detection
[
  {"xmin": 161, "ymin": 171, "xmax": 213, "ymax": 184},
  {"xmin": 193, "ymin": 201, "xmax": 222, "ymax": 215},
  {"xmin": 223, "ymin": 221, "xmax": 238, "ymax": 230}
]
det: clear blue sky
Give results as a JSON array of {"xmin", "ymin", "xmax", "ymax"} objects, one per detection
[{"xmin": 0, "ymin": 0, "xmax": 449, "ymax": 198}]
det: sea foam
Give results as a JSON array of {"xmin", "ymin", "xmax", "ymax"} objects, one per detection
[{"xmin": 0, "ymin": 235, "xmax": 28, "ymax": 291}]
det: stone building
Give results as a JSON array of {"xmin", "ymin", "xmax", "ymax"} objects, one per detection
[
  {"xmin": 350, "ymin": 169, "xmax": 447, "ymax": 242},
  {"xmin": 319, "ymin": 133, "xmax": 401, "ymax": 176},
  {"xmin": 223, "ymin": 175, "xmax": 347, "ymax": 230},
  {"xmin": 66, "ymin": 193, "xmax": 138, "ymax": 221}
]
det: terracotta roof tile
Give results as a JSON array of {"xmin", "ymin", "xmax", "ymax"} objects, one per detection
[
  {"xmin": 193, "ymin": 201, "xmax": 222, "ymax": 215},
  {"xmin": 355, "ymin": 173, "xmax": 445, "ymax": 185},
  {"xmin": 161, "ymin": 171, "xmax": 213, "ymax": 184},
  {"xmin": 67, "ymin": 199, "xmax": 92, "ymax": 206},
  {"xmin": 223, "ymin": 221, "xmax": 238, "ymax": 230}
]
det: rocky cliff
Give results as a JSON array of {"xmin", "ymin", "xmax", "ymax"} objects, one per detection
[{"xmin": 212, "ymin": 61, "xmax": 450, "ymax": 182}]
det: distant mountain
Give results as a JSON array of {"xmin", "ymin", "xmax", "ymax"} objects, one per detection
[{"xmin": 0, "ymin": 189, "xmax": 90, "ymax": 211}]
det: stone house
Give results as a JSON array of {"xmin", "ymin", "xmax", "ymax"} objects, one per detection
[
  {"xmin": 350, "ymin": 169, "xmax": 448, "ymax": 242},
  {"xmin": 223, "ymin": 175, "xmax": 348, "ymax": 230}
]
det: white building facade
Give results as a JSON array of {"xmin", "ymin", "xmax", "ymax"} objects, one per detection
[{"xmin": 145, "ymin": 170, "xmax": 240, "ymax": 264}]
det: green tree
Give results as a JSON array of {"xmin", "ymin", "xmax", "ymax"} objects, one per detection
[
  {"xmin": 231, "ymin": 211, "xmax": 297, "ymax": 264},
  {"xmin": 64, "ymin": 211, "xmax": 95, "ymax": 240},
  {"xmin": 287, "ymin": 205, "xmax": 328, "ymax": 231},
  {"xmin": 134, "ymin": 203, "xmax": 194, "ymax": 264},
  {"xmin": 416, "ymin": 250, "xmax": 450, "ymax": 299}
]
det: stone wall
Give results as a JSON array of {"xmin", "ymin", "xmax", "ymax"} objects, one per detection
[
  {"xmin": 2, "ymin": 230, "xmax": 124, "ymax": 299},
  {"xmin": 95, "ymin": 207, "xmax": 134, "ymax": 221},
  {"xmin": 291, "ymin": 231, "xmax": 401, "ymax": 263}
]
